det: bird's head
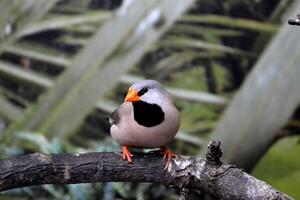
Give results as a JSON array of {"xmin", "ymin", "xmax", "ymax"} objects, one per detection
[{"xmin": 124, "ymin": 80, "xmax": 170, "ymax": 105}]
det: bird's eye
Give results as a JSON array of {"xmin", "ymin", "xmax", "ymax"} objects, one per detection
[{"xmin": 138, "ymin": 87, "xmax": 148, "ymax": 96}]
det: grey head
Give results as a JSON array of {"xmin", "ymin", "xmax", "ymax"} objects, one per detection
[{"xmin": 129, "ymin": 79, "xmax": 172, "ymax": 105}]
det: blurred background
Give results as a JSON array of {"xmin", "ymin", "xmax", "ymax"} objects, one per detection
[{"xmin": 0, "ymin": 0, "xmax": 299, "ymax": 199}]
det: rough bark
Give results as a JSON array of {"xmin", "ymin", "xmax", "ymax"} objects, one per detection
[{"xmin": 0, "ymin": 141, "xmax": 292, "ymax": 200}]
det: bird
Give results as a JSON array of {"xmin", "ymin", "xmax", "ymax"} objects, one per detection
[{"xmin": 109, "ymin": 79, "xmax": 180, "ymax": 169}]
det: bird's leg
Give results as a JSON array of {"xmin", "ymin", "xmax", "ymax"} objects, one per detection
[
  {"xmin": 161, "ymin": 146, "xmax": 177, "ymax": 170},
  {"xmin": 122, "ymin": 146, "xmax": 134, "ymax": 163}
]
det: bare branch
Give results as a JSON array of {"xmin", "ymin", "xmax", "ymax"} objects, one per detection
[{"xmin": 0, "ymin": 142, "xmax": 292, "ymax": 200}]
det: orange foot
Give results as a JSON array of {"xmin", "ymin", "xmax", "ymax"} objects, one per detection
[
  {"xmin": 122, "ymin": 146, "xmax": 134, "ymax": 163},
  {"xmin": 161, "ymin": 146, "xmax": 178, "ymax": 170}
]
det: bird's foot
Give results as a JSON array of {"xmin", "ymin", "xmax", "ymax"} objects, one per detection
[
  {"xmin": 122, "ymin": 146, "xmax": 134, "ymax": 163},
  {"xmin": 161, "ymin": 146, "xmax": 177, "ymax": 170}
]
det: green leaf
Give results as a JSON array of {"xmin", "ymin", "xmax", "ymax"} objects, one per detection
[
  {"xmin": 0, "ymin": 61, "xmax": 53, "ymax": 88},
  {"xmin": 170, "ymin": 24, "xmax": 244, "ymax": 37},
  {"xmin": 180, "ymin": 14, "xmax": 279, "ymax": 34},
  {"xmin": 16, "ymin": 132, "xmax": 52, "ymax": 153},
  {"xmin": 0, "ymin": 96, "xmax": 23, "ymax": 121},
  {"xmin": 253, "ymin": 137, "xmax": 300, "ymax": 199},
  {"xmin": 18, "ymin": 11, "xmax": 112, "ymax": 38},
  {"xmin": 160, "ymin": 36, "xmax": 249, "ymax": 56},
  {"xmin": 0, "ymin": 0, "xmax": 60, "ymax": 53},
  {"xmin": 4, "ymin": 42, "xmax": 72, "ymax": 67}
]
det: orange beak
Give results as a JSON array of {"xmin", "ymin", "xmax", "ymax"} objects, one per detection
[{"xmin": 124, "ymin": 88, "xmax": 140, "ymax": 102}]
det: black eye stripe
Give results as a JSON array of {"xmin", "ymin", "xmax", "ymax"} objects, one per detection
[{"xmin": 138, "ymin": 87, "xmax": 148, "ymax": 96}]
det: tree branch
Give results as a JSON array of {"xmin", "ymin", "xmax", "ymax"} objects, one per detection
[{"xmin": 0, "ymin": 141, "xmax": 292, "ymax": 200}]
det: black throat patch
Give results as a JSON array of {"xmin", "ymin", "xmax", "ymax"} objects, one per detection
[{"xmin": 132, "ymin": 101, "xmax": 165, "ymax": 127}]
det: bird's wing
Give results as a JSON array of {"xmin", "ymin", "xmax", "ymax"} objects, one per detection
[{"xmin": 108, "ymin": 107, "xmax": 120, "ymax": 125}]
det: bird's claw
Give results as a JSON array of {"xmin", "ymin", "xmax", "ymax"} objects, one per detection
[
  {"xmin": 122, "ymin": 146, "xmax": 133, "ymax": 163},
  {"xmin": 161, "ymin": 147, "xmax": 177, "ymax": 170}
]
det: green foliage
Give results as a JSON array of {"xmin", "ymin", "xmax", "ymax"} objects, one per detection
[
  {"xmin": 253, "ymin": 137, "xmax": 300, "ymax": 199},
  {"xmin": 178, "ymin": 100, "xmax": 218, "ymax": 131},
  {"xmin": 16, "ymin": 132, "xmax": 64, "ymax": 153},
  {"xmin": 181, "ymin": 14, "xmax": 278, "ymax": 34},
  {"xmin": 170, "ymin": 67, "xmax": 207, "ymax": 91}
]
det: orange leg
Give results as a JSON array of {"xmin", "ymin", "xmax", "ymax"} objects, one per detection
[
  {"xmin": 161, "ymin": 146, "xmax": 177, "ymax": 170},
  {"xmin": 122, "ymin": 146, "xmax": 134, "ymax": 163}
]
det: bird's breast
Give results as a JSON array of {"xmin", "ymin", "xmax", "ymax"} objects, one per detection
[{"xmin": 110, "ymin": 102, "xmax": 180, "ymax": 148}]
